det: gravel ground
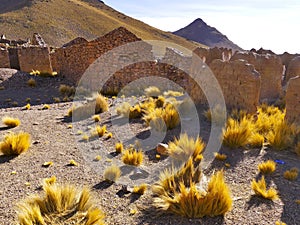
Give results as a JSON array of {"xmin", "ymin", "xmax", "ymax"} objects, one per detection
[{"xmin": 0, "ymin": 69, "xmax": 299, "ymax": 225}]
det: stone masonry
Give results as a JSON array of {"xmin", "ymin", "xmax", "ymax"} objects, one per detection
[
  {"xmin": 0, "ymin": 48, "xmax": 10, "ymax": 68},
  {"xmin": 285, "ymin": 76, "xmax": 300, "ymax": 124}
]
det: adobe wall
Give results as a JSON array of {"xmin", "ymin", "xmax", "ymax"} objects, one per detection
[
  {"xmin": 231, "ymin": 52, "xmax": 283, "ymax": 102},
  {"xmin": 203, "ymin": 59, "xmax": 261, "ymax": 113},
  {"xmin": 0, "ymin": 48, "xmax": 10, "ymax": 68},
  {"xmin": 50, "ymin": 27, "xmax": 142, "ymax": 84},
  {"xmin": 285, "ymin": 76, "xmax": 300, "ymax": 124},
  {"xmin": 18, "ymin": 46, "xmax": 53, "ymax": 74}
]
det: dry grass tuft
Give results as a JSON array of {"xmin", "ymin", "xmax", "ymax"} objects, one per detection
[
  {"xmin": 92, "ymin": 115, "xmax": 101, "ymax": 122},
  {"xmin": 43, "ymin": 176, "xmax": 57, "ymax": 186},
  {"xmin": 2, "ymin": 116, "xmax": 21, "ymax": 127},
  {"xmin": 90, "ymin": 125, "xmax": 107, "ymax": 138},
  {"xmin": 95, "ymin": 93, "xmax": 109, "ymax": 113},
  {"xmin": 283, "ymin": 168, "xmax": 299, "ymax": 181},
  {"xmin": 222, "ymin": 117, "xmax": 253, "ymax": 148},
  {"xmin": 27, "ymin": 78, "xmax": 36, "ymax": 87},
  {"xmin": 258, "ymin": 160, "xmax": 276, "ymax": 174},
  {"xmin": 0, "ymin": 131, "xmax": 31, "ymax": 156},
  {"xmin": 59, "ymin": 84, "xmax": 75, "ymax": 97},
  {"xmin": 115, "ymin": 142, "xmax": 124, "ymax": 154},
  {"xmin": 251, "ymin": 176, "xmax": 278, "ymax": 200},
  {"xmin": 154, "ymin": 171, "xmax": 232, "ymax": 218},
  {"xmin": 145, "ymin": 86, "xmax": 161, "ymax": 97},
  {"xmin": 275, "ymin": 221, "xmax": 287, "ymax": 225},
  {"xmin": 104, "ymin": 165, "xmax": 121, "ymax": 183},
  {"xmin": 167, "ymin": 134, "xmax": 205, "ymax": 163},
  {"xmin": 122, "ymin": 147, "xmax": 144, "ymax": 166},
  {"xmin": 214, "ymin": 152, "xmax": 227, "ymax": 161},
  {"xmin": 132, "ymin": 184, "xmax": 147, "ymax": 195},
  {"xmin": 16, "ymin": 182, "xmax": 105, "ymax": 225},
  {"xmin": 42, "ymin": 104, "xmax": 51, "ymax": 110},
  {"xmin": 24, "ymin": 103, "xmax": 31, "ymax": 110}
]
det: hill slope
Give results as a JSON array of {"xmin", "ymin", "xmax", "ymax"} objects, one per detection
[
  {"xmin": 173, "ymin": 18, "xmax": 242, "ymax": 50},
  {"xmin": 0, "ymin": 0, "xmax": 206, "ymax": 50}
]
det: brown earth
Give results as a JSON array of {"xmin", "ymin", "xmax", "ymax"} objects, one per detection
[{"xmin": 0, "ymin": 69, "xmax": 299, "ymax": 225}]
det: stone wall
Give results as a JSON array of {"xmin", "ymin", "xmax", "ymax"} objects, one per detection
[
  {"xmin": 193, "ymin": 47, "xmax": 233, "ymax": 65},
  {"xmin": 206, "ymin": 59, "xmax": 261, "ymax": 113},
  {"xmin": 18, "ymin": 46, "xmax": 53, "ymax": 74},
  {"xmin": 50, "ymin": 27, "xmax": 142, "ymax": 84},
  {"xmin": 0, "ymin": 48, "xmax": 10, "ymax": 68},
  {"xmin": 231, "ymin": 52, "xmax": 283, "ymax": 102},
  {"xmin": 285, "ymin": 76, "xmax": 300, "ymax": 124},
  {"xmin": 285, "ymin": 56, "xmax": 300, "ymax": 82}
]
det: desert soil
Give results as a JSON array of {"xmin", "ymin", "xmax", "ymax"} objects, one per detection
[{"xmin": 0, "ymin": 69, "xmax": 299, "ymax": 225}]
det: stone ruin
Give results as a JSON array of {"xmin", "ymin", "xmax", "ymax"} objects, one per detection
[{"xmin": 0, "ymin": 27, "xmax": 299, "ymax": 123}]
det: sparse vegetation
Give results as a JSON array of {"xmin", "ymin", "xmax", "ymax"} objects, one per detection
[
  {"xmin": 104, "ymin": 165, "xmax": 121, "ymax": 183},
  {"xmin": 115, "ymin": 142, "xmax": 124, "ymax": 154},
  {"xmin": 24, "ymin": 103, "xmax": 31, "ymax": 110},
  {"xmin": 27, "ymin": 78, "xmax": 36, "ymax": 87},
  {"xmin": 59, "ymin": 84, "xmax": 75, "ymax": 97},
  {"xmin": 214, "ymin": 152, "xmax": 227, "ymax": 161},
  {"xmin": 42, "ymin": 104, "xmax": 51, "ymax": 110},
  {"xmin": 258, "ymin": 160, "xmax": 276, "ymax": 174},
  {"xmin": 167, "ymin": 133, "xmax": 205, "ymax": 163},
  {"xmin": 0, "ymin": 131, "xmax": 31, "ymax": 156},
  {"xmin": 42, "ymin": 161, "xmax": 53, "ymax": 167},
  {"xmin": 92, "ymin": 115, "xmax": 101, "ymax": 122},
  {"xmin": 132, "ymin": 184, "xmax": 147, "ymax": 195},
  {"xmin": 90, "ymin": 125, "xmax": 107, "ymax": 138},
  {"xmin": 68, "ymin": 159, "xmax": 78, "ymax": 166},
  {"xmin": 2, "ymin": 116, "xmax": 21, "ymax": 127},
  {"xmin": 16, "ymin": 182, "xmax": 105, "ymax": 225},
  {"xmin": 145, "ymin": 86, "xmax": 161, "ymax": 97},
  {"xmin": 251, "ymin": 176, "xmax": 278, "ymax": 200},
  {"xmin": 95, "ymin": 93, "xmax": 109, "ymax": 113},
  {"xmin": 295, "ymin": 142, "xmax": 300, "ymax": 156},
  {"xmin": 283, "ymin": 167, "xmax": 299, "ymax": 181},
  {"xmin": 122, "ymin": 147, "xmax": 144, "ymax": 166}
]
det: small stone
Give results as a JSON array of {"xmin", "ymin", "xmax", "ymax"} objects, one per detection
[{"xmin": 156, "ymin": 143, "xmax": 168, "ymax": 155}]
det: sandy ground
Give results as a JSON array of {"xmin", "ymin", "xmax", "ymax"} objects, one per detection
[{"xmin": 0, "ymin": 69, "xmax": 299, "ymax": 225}]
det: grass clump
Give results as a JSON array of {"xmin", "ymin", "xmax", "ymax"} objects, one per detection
[
  {"xmin": 167, "ymin": 133, "xmax": 205, "ymax": 163},
  {"xmin": 283, "ymin": 168, "xmax": 299, "ymax": 181},
  {"xmin": 16, "ymin": 182, "xmax": 105, "ymax": 225},
  {"xmin": 222, "ymin": 117, "xmax": 253, "ymax": 148},
  {"xmin": 122, "ymin": 147, "xmax": 144, "ymax": 166},
  {"xmin": 2, "ymin": 116, "xmax": 21, "ymax": 127},
  {"xmin": 258, "ymin": 160, "xmax": 276, "ymax": 174},
  {"xmin": 144, "ymin": 86, "xmax": 161, "ymax": 97},
  {"xmin": 214, "ymin": 152, "xmax": 227, "ymax": 161},
  {"xmin": 132, "ymin": 184, "xmax": 147, "ymax": 195},
  {"xmin": 59, "ymin": 84, "xmax": 75, "ymax": 97},
  {"xmin": 95, "ymin": 93, "xmax": 109, "ymax": 113},
  {"xmin": 104, "ymin": 165, "xmax": 121, "ymax": 183},
  {"xmin": 92, "ymin": 115, "xmax": 101, "ymax": 122},
  {"xmin": 42, "ymin": 104, "xmax": 51, "ymax": 110},
  {"xmin": 0, "ymin": 131, "xmax": 31, "ymax": 156},
  {"xmin": 90, "ymin": 125, "xmax": 107, "ymax": 138},
  {"xmin": 115, "ymin": 142, "xmax": 123, "ymax": 154},
  {"xmin": 154, "ymin": 170, "xmax": 232, "ymax": 218},
  {"xmin": 295, "ymin": 142, "xmax": 300, "ymax": 156},
  {"xmin": 27, "ymin": 78, "xmax": 36, "ymax": 87},
  {"xmin": 251, "ymin": 176, "xmax": 278, "ymax": 200},
  {"xmin": 24, "ymin": 103, "xmax": 31, "ymax": 110},
  {"xmin": 204, "ymin": 105, "xmax": 226, "ymax": 125},
  {"xmin": 116, "ymin": 102, "xmax": 143, "ymax": 119}
]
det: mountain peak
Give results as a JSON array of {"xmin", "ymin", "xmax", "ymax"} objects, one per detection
[{"xmin": 173, "ymin": 18, "xmax": 242, "ymax": 50}]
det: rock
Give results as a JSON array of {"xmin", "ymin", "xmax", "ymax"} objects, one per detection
[
  {"xmin": 156, "ymin": 143, "xmax": 169, "ymax": 155},
  {"xmin": 286, "ymin": 56, "xmax": 300, "ymax": 82}
]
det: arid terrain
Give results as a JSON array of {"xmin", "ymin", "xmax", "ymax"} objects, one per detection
[{"xmin": 0, "ymin": 69, "xmax": 299, "ymax": 225}]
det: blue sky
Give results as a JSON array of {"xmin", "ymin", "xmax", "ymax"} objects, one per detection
[{"xmin": 106, "ymin": 0, "xmax": 300, "ymax": 54}]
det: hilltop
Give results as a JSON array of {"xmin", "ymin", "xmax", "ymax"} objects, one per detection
[
  {"xmin": 0, "ymin": 0, "xmax": 206, "ymax": 49},
  {"xmin": 173, "ymin": 18, "xmax": 242, "ymax": 50}
]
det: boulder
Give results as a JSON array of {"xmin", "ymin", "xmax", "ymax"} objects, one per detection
[
  {"xmin": 285, "ymin": 76, "xmax": 300, "ymax": 125},
  {"xmin": 285, "ymin": 56, "xmax": 300, "ymax": 82}
]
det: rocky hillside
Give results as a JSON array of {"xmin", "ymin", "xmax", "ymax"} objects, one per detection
[
  {"xmin": 0, "ymin": 0, "xmax": 206, "ymax": 49},
  {"xmin": 173, "ymin": 18, "xmax": 242, "ymax": 50}
]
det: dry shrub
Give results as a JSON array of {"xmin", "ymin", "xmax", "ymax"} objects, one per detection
[
  {"xmin": 92, "ymin": 115, "xmax": 101, "ymax": 122},
  {"xmin": 2, "ymin": 116, "xmax": 21, "ymax": 127},
  {"xmin": 214, "ymin": 152, "xmax": 227, "ymax": 161},
  {"xmin": 251, "ymin": 176, "xmax": 278, "ymax": 200},
  {"xmin": 258, "ymin": 160, "xmax": 276, "ymax": 174},
  {"xmin": 42, "ymin": 104, "xmax": 51, "ymax": 110},
  {"xmin": 144, "ymin": 86, "xmax": 161, "ymax": 97},
  {"xmin": 222, "ymin": 117, "xmax": 253, "ymax": 148},
  {"xmin": 154, "ymin": 171, "xmax": 232, "ymax": 218},
  {"xmin": 167, "ymin": 133, "xmax": 205, "ymax": 163},
  {"xmin": 59, "ymin": 84, "xmax": 75, "ymax": 97},
  {"xmin": 90, "ymin": 125, "xmax": 107, "ymax": 138},
  {"xmin": 283, "ymin": 167, "xmax": 299, "ymax": 181},
  {"xmin": 122, "ymin": 147, "xmax": 144, "ymax": 166},
  {"xmin": 115, "ymin": 142, "xmax": 123, "ymax": 154},
  {"xmin": 95, "ymin": 93, "xmax": 109, "ymax": 113},
  {"xmin": 0, "ymin": 131, "xmax": 31, "ymax": 156},
  {"xmin": 104, "ymin": 165, "xmax": 121, "ymax": 183},
  {"xmin": 116, "ymin": 102, "xmax": 142, "ymax": 119},
  {"xmin": 16, "ymin": 182, "xmax": 105, "ymax": 225},
  {"xmin": 132, "ymin": 184, "xmax": 147, "ymax": 195},
  {"xmin": 27, "ymin": 78, "xmax": 36, "ymax": 87}
]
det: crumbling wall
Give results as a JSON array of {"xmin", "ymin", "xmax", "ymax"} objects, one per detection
[
  {"xmin": 205, "ymin": 59, "xmax": 261, "ymax": 113},
  {"xmin": 0, "ymin": 48, "xmax": 10, "ymax": 68},
  {"xmin": 193, "ymin": 47, "xmax": 232, "ymax": 65},
  {"xmin": 285, "ymin": 76, "xmax": 300, "ymax": 124},
  {"xmin": 231, "ymin": 52, "xmax": 283, "ymax": 102},
  {"xmin": 50, "ymin": 27, "xmax": 142, "ymax": 84},
  {"xmin": 285, "ymin": 56, "xmax": 300, "ymax": 82},
  {"xmin": 18, "ymin": 46, "xmax": 53, "ymax": 74}
]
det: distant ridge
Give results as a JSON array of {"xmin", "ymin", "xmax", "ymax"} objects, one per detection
[{"xmin": 173, "ymin": 18, "xmax": 242, "ymax": 50}]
